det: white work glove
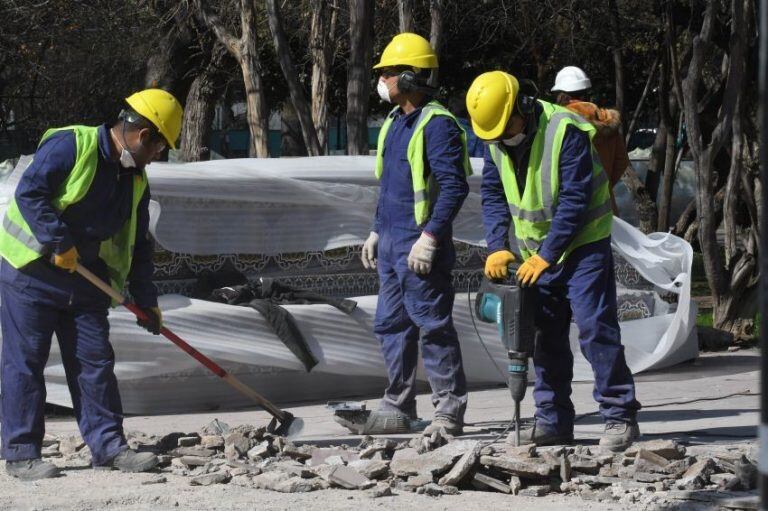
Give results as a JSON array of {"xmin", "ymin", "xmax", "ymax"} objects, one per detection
[
  {"xmin": 361, "ymin": 231, "xmax": 379, "ymax": 269},
  {"xmin": 407, "ymin": 232, "xmax": 438, "ymax": 275}
]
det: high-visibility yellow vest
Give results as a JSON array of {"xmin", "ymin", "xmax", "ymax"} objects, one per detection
[
  {"xmin": 0, "ymin": 125, "xmax": 148, "ymax": 292},
  {"xmin": 488, "ymin": 100, "xmax": 612, "ymax": 262},
  {"xmin": 375, "ymin": 100, "xmax": 472, "ymax": 225}
]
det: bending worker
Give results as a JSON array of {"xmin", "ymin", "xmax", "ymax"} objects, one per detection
[
  {"xmin": 358, "ymin": 33, "xmax": 471, "ymax": 436},
  {"xmin": 551, "ymin": 66, "xmax": 630, "ymax": 215},
  {"xmin": 0, "ymin": 89, "xmax": 183, "ymax": 479},
  {"xmin": 466, "ymin": 71, "xmax": 641, "ymax": 451}
]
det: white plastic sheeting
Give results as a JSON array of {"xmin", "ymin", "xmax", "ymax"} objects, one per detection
[{"xmin": 0, "ymin": 156, "xmax": 697, "ymax": 413}]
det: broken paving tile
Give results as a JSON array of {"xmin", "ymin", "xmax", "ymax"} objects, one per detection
[
  {"xmin": 201, "ymin": 419, "xmax": 231, "ymax": 436},
  {"xmin": 177, "ymin": 435, "xmax": 201, "ymax": 447},
  {"xmin": 711, "ymin": 473, "xmax": 740, "ymax": 490},
  {"xmin": 200, "ymin": 435, "xmax": 224, "ymax": 449},
  {"xmin": 348, "ymin": 460, "xmax": 390, "ymax": 480},
  {"xmin": 224, "ymin": 432, "xmax": 252, "ymax": 456},
  {"xmin": 509, "ymin": 475, "xmax": 522, "ymax": 495},
  {"xmin": 281, "ymin": 442, "xmax": 312, "ymax": 461},
  {"xmin": 404, "ymin": 473, "xmax": 434, "ymax": 491},
  {"xmin": 59, "ymin": 435, "xmax": 85, "ymax": 456},
  {"xmin": 190, "ymin": 472, "xmax": 231, "ymax": 486},
  {"xmin": 179, "ymin": 456, "xmax": 211, "ymax": 467},
  {"xmin": 247, "ymin": 440, "xmax": 272, "ymax": 461},
  {"xmin": 369, "ymin": 483, "xmax": 394, "ymax": 498},
  {"xmin": 519, "ymin": 485, "xmax": 551, "ymax": 497},
  {"xmin": 391, "ymin": 441, "xmax": 475, "ymax": 478},
  {"xmin": 324, "ymin": 465, "xmax": 372, "ymax": 490},
  {"xmin": 419, "ymin": 483, "xmax": 445, "ymax": 496},
  {"xmin": 308, "ymin": 447, "xmax": 359, "ymax": 467},
  {"xmin": 570, "ymin": 456, "xmax": 600, "ymax": 475},
  {"xmin": 634, "ymin": 448, "xmax": 670, "ymax": 473},
  {"xmin": 41, "ymin": 444, "xmax": 61, "ymax": 457},
  {"xmin": 438, "ymin": 441, "xmax": 479, "ymax": 486},
  {"xmin": 471, "ymin": 472, "xmax": 511, "ymax": 494},
  {"xmin": 479, "ymin": 455, "xmax": 554, "ymax": 478},
  {"xmin": 680, "ymin": 458, "xmax": 717, "ymax": 488},
  {"xmin": 625, "ymin": 440, "xmax": 685, "ymax": 460},
  {"xmin": 171, "ymin": 446, "xmax": 216, "ymax": 458}
]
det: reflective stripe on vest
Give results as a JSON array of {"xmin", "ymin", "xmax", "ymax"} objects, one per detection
[
  {"xmin": 489, "ymin": 100, "xmax": 612, "ymax": 262},
  {"xmin": 375, "ymin": 100, "xmax": 472, "ymax": 225},
  {"xmin": 0, "ymin": 125, "xmax": 147, "ymax": 293}
]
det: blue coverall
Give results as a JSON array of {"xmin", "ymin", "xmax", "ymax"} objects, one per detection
[
  {"xmin": 0, "ymin": 125, "xmax": 156, "ymax": 465},
  {"xmin": 481, "ymin": 108, "xmax": 640, "ymax": 435},
  {"xmin": 373, "ymin": 105, "xmax": 469, "ymax": 422}
]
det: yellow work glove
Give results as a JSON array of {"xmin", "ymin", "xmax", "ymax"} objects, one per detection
[
  {"xmin": 136, "ymin": 306, "xmax": 163, "ymax": 335},
  {"xmin": 484, "ymin": 250, "xmax": 516, "ymax": 280},
  {"xmin": 53, "ymin": 246, "xmax": 79, "ymax": 273},
  {"xmin": 516, "ymin": 254, "xmax": 551, "ymax": 286}
]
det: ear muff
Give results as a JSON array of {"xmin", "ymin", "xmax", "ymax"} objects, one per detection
[
  {"xmin": 516, "ymin": 79, "xmax": 540, "ymax": 115},
  {"xmin": 397, "ymin": 70, "xmax": 418, "ymax": 93}
]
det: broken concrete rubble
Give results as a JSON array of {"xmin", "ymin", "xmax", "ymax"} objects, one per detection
[{"xmin": 30, "ymin": 419, "xmax": 757, "ymax": 507}]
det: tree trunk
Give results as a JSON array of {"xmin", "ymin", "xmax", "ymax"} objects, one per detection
[
  {"xmin": 346, "ymin": 0, "xmax": 375, "ymax": 155},
  {"xmin": 194, "ymin": 0, "xmax": 270, "ymax": 157},
  {"xmin": 398, "ymin": 0, "xmax": 415, "ymax": 32},
  {"xmin": 428, "ymin": 0, "xmax": 444, "ymax": 87},
  {"xmin": 281, "ymin": 102, "xmax": 307, "ymax": 156},
  {"xmin": 682, "ymin": 0, "xmax": 753, "ymax": 334},
  {"xmin": 608, "ymin": 0, "xmax": 625, "ymax": 120},
  {"xmin": 240, "ymin": 54, "xmax": 270, "ymax": 158},
  {"xmin": 310, "ymin": 0, "xmax": 338, "ymax": 153},
  {"xmin": 265, "ymin": 0, "xmax": 322, "ymax": 156},
  {"xmin": 179, "ymin": 44, "xmax": 230, "ymax": 162}
]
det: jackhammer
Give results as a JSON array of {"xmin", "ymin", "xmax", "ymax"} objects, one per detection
[{"xmin": 474, "ymin": 274, "xmax": 537, "ymax": 445}]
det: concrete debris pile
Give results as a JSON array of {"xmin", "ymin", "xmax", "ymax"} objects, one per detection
[{"xmin": 38, "ymin": 421, "xmax": 757, "ymax": 507}]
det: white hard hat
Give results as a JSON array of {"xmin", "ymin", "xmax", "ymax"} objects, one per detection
[{"xmin": 551, "ymin": 66, "xmax": 592, "ymax": 93}]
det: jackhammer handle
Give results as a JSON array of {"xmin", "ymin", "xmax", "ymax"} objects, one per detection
[{"xmin": 74, "ymin": 263, "xmax": 287, "ymax": 421}]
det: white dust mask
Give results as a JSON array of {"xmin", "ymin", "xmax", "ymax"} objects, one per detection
[{"xmin": 377, "ymin": 79, "xmax": 393, "ymax": 103}]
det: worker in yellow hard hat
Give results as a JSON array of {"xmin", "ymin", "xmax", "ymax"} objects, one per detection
[
  {"xmin": 467, "ymin": 71, "xmax": 641, "ymax": 451},
  {"xmin": 0, "ymin": 89, "xmax": 183, "ymax": 480},
  {"xmin": 339, "ymin": 33, "xmax": 471, "ymax": 439}
]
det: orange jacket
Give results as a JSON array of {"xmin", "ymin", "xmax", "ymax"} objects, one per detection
[{"xmin": 563, "ymin": 101, "xmax": 629, "ymax": 214}]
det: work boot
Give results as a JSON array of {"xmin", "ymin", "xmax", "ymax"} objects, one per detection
[
  {"xmin": 516, "ymin": 421, "xmax": 574, "ymax": 447},
  {"xmin": 97, "ymin": 449, "xmax": 159, "ymax": 473},
  {"xmin": 423, "ymin": 415, "xmax": 463, "ymax": 437},
  {"xmin": 5, "ymin": 459, "xmax": 61, "ymax": 481},
  {"xmin": 598, "ymin": 420, "xmax": 640, "ymax": 452},
  {"xmin": 333, "ymin": 409, "xmax": 414, "ymax": 435}
]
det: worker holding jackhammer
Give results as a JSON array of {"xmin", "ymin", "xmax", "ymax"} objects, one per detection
[
  {"xmin": 351, "ymin": 33, "xmax": 471, "ymax": 437},
  {"xmin": 0, "ymin": 89, "xmax": 183, "ymax": 480},
  {"xmin": 466, "ymin": 71, "xmax": 641, "ymax": 451}
]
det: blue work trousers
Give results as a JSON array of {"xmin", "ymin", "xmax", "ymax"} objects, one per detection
[
  {"xmin": 0, "ymin": 261, "xmax": 126, "ymax": 465},
  {"xmin": 532, "ymin": 238, "xmax": 640, "ymax": 434},
  {"xmin": 373, "ymin": 229, "xmax": 467, "ymax": 422}
]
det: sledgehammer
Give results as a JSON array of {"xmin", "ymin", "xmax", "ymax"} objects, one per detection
[{"xmin": 74, "ymin": 263, "xmax": 303, "ymax": 438}]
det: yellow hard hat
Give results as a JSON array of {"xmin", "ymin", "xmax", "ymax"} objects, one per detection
[
  {"xmin": 373, "ymin": 33, "xmax": 438, "ymax": 70},
  {"xmin": 125, "ymin": 89, "xmax": 183, "ymax": 149},
  {"xmin": 466, "ymin": 71, "xmax": 520, "ymax": 140}
]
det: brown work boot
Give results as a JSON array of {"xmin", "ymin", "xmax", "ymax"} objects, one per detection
[{"xmin": 599, "ymin": 420, "xmax": 640, "ymax": 452}]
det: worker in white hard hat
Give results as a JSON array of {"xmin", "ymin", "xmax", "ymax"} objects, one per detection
[{"xmin": 552, "ymin": 66, "xmax": 630, "ymax": 215}]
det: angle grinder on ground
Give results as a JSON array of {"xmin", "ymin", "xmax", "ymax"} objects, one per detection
[{"xmin": 474, "ymin": 272, "xmax": 538, "ymax": 445}]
